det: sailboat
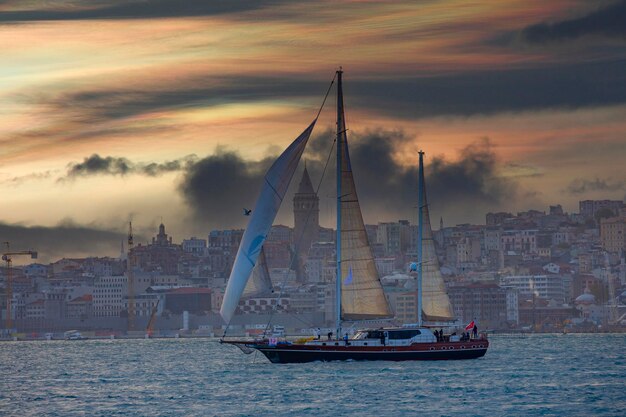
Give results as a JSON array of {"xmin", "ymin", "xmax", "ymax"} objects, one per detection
[{"xmin": 220, "ymin": 69, "xmax": 489, "ymax": 362}]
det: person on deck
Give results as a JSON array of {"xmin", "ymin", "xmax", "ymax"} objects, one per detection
[
  {"xmin": 327, "ymin": 331, "xmax": 333, "ymax": 341},
  {"xmin": 473, "ymin": 324, "xmax": 478, "ymax": 339},
  {"xmin": 316, "ymin": 328, "xmax": 321, "ymax": 340},
  {"xmin": 344, "ymin": 333, "xmax": 349, "ymax": 345},
  {"xmin": 380, "ymin": 332, "xmax": 386, "ymax": 346}
]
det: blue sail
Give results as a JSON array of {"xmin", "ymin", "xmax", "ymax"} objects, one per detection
[{"xmin": 220, "ymin": 120, "xmax": 317, "ymax": 324}]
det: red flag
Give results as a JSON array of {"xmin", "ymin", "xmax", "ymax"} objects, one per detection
[{"xmin": 465, "ymin": 321, "xmax": 475, "ymax": 331}]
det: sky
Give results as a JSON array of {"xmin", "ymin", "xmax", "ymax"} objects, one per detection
[{"xmin": 1, "ymin": 0, "xmax": 625, "ymax": 262}]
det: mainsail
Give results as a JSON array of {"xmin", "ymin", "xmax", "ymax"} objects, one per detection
[
  {"xmin": 242, "ymin": 247, "xmax": 273, "ymax": 298},
  {"xmin": 420, "ymin": 173, "xmax": 455, "ymax": 321},
  {"xmin": 220, "ymin": 120, "xmax": 317, "ymax": 323},
  {"xmin": 337, "ymin": 73, "xmax": 392, "ymax": 321}
]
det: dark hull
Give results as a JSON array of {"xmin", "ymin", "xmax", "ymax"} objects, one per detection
[{"xmin": 223, "ymin": 340, "xmax": 489, "ymax": 364}]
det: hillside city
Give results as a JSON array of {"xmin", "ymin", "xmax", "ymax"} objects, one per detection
[{"xmin": 2, "ymin": 168, "xmax": 626, "ymax": 339}]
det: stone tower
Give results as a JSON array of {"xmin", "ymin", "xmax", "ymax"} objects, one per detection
[{"xmin": 293, "ymin": 164, "xmax": 319, "ymax": 281}]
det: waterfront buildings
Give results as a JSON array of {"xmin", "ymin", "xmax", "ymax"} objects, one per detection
[{"xmin": 3, "ymin": 199, "xmax": 626, "ymax": 334}]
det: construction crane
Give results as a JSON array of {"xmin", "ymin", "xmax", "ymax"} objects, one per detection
[
  {"xmin": 127, "ymin": 222, "xmax": 136, "ymax": 332},
  {"xmin": 2, "ymin": 242, "xmax": 37, "ymax": 331},
  {"xmin": 146, "ymin": 299, "xmax": 160, "ymax": 338}
]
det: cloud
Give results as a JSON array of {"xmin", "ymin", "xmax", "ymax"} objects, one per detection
[
  {"xmin": 566, "ymin": 177, "xmax": 626, "ymax": 194},
  {"xmin": 180, "ymin": 129, "xmax": 522, "ymax": 227},
  {"xmin": 311, "ymin": 131, "xmax": 520, "ymax": 223},
  {"xmin": 521, "ymin": 0, "xmax": 626, "ymax": 44},
  {"xmin": 30, "ymin": 59, "xmax": 626, "ymax": 142},
  {"xmin": 501, "ymin": 163, "xmax": 544, "ymax": 179},
  {"xmin": 427, "ymin": 138, "xmax": 518, "ymax": 208},
  {"xmin": 353, "ymin": 60, "xmax": 626, "ymax": 119},
  {"xmin": 1, "ymin": 171, "xmax": 54, "ymax": 186},
  {"xmin": 63, "ymin": 154, "xmax": 197, "ymax": 180},
  {"xmin": 66, "ymin": 154, "xmax": 132, "ymax": 177},
  {"xmin": 42, "ymin": 75, "xmax": 323, "ymax": 124},
  {"xmin": 0, "ymin": 220, "xmax": 130, "ymax": 263},
  {"xmin": 0, "ymin": 0, "xmax": 289, "ymax": 22},
  {"xmin": 179, "ymin": 149, "xmax": 274, "ymax": 229}
]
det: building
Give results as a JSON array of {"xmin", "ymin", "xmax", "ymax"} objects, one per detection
[
  {"xmin": 549, "ymin": 205, "xmax": 564, "ymax": 216},
  {"xmin": 486, "ymin": 212, "xmax": 513, "ymax": 226},
  {"xmin": 579, "ymin": 200, "xmax": 624, "ymax": 219},
  {"xmin": 304, "ymin": 242, "xmax": 335, "ymax": 283},
  {"xmin": 132, "ymin": 223, "xmax": 184, "ymax": 275},
  {"xmin": 126, "ymin": 292, "xmax": 160, "ymax": 317},
  {"xmin": 456, "ymin": 237, "xmax": 482, "ymax": 267},
  {"xmin": 377, "ymin": 222, "xmax": 402, "ymax": 256},
  {"xmin": 448, "ymin": 283, "xmax": 508, "ymax": 329},
  {"xmin": 268, "ymin": 225, "xmax": 293, "ymax": 244},
  {"xmin": 163, "ymin": 287, "xmax": 211, "ymax": 314},
  {"xmin": 600, "ymin": 216, "xmax": 626, "ymax": 253},
  {"xmin": 287, "ymin": 286, "xmax": 318, "ymax": 313},
  {"xmin": 263, "ymin": 240, "xmax": 292, "ymax": 269},
  {"xmin": 237, "ymin": 295, "xmax": 289, "ymax": 315},
  {"xmin": 501, "ymin": 229, "xmax": 538, "ymax": 254},
  {"xmin": 484, "ymin": 228, "xmax": 502, "ymax": 251},
  {"xmin": 385, "ymin": 288, "xmax": 418, "ymax": 324},
  {"xmin": 65, "ymin": 294, "xmax": 93, "ymax": 319},
  {"xmin": 375, "ymin": 258, "xmax": 396, "ymax": 277},
  {"xmin": 293, "ymin": 166, "xmax": 319, "ymax": 281},
  {"xmin": 376, "ymin": 220, "xmax": 415, "ymax": 257},
  {"xmin": 518, "ymin": 304, "xmax": 574, "ymax": 330},
  {"xmin": 182, "ymin": 237, "xmax": 207, "ymax": 255},
  {"xmin": 500, "ymin": 274, "xmax": 565, "ymax": 303},
  {"xmin": 208, "ymin": 229, "xmax": 244, "ymax": 250},
  {"xmin": 25, "ymin": 299, "xmax": 45, "ymax": 320},
  {"xmin": 93, "ymin": 275, "xmax": 127, "ymax": 318}
]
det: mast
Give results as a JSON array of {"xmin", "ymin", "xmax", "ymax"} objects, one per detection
[
  {"xmin": 127, "ymin": 222, "xmax": 135, "ymax": 331},
  {"xmin": 336, "ymin": 68, "xmax": 344, "ymax": 337},
  {"xmin": 417, "ymin": 151, "xmax": 424, "ymax": 327}
]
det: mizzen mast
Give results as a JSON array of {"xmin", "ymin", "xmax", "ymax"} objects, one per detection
[
  {"xmin": 335, "ymin": 67, "xmax": 344, "ymax": 337},
  {"xmin": 417, "ymin": 151, "xmax": 425, "ymax": 327}
]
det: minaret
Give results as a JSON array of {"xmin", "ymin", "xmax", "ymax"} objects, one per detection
[{"xmin": 293, "ymin": 164, "xmax": 319, "ymax": 281}]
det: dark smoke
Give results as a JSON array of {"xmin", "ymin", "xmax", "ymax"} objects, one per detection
[
  {"xmin": 180, "ymin": 129, "xmax": 519, "ymax": 227},
  {"xmin": 0, "ymin": 221, "xmax": 129, "ymax": 263}
]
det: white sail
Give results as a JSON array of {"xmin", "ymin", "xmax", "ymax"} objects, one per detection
[
  {"xmin": 336, "ymin": 71, "xmax": 392, "ymax": 321},
  {"xmin": 421, "ymin": 179, "xmax": 455, "ymax": 321},
  {"xmin": 220, "ymin": 120, "xmax": 317, "ymax": 323},
  {"xmin": 243, "ymin": 246, "xmax": 273, "ymax": 297}
]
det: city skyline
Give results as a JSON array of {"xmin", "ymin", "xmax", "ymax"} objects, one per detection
[{"xmin": 1, "ymin": 0, "xmax": 625, "ymax": 261}]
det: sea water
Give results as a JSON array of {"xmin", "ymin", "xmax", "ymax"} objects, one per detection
[{"xmin": 0, "ymin": 334, "xmax": 624, "ymax": 416}]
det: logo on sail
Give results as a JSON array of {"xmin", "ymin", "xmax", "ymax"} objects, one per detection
[{"xmin": 343, "ymin": 267, "xmax": 353, "ymax": 285}]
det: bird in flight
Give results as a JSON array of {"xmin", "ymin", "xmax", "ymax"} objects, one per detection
[{"xmin": 243, "ymin": 208, "xmax": 252, "ymax": 216}]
